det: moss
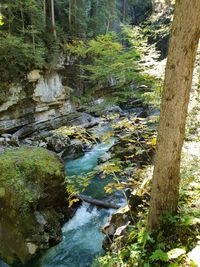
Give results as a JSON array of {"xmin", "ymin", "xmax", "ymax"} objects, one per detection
[
  {"xmin": 0, "ymin": 147, "xmax": 63, "ymax": 208},
  {"xmin": 0, "ymin": 147, "xmax": 66, "ymax": 265}
]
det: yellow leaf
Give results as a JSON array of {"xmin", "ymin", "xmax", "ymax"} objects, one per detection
[
  {"xmin": 105, "ymin": 187, "xmax": 113, "ymax": 194},
  {"xmin": 151, "ymin": 137, "xmax": 157, "ymax": 146},
  {"xmin": 68, "ymin": 198, "xmax": 79, "ymax": 207},
  {"xmin": 0, "ymin": 15, "xmax": 4, "ymax": 26}
]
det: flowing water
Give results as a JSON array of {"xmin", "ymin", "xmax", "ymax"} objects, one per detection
[
  {"xmin": 65, "ymin": 140, "xmax": 115, "ymax": 176},
  {"xmin": 19, "ymin": 129, "xmax": 118, "ymax": 267},
  {"xmin": 28, "ymin": 203, "xmax": 113, "ymax": 267}
]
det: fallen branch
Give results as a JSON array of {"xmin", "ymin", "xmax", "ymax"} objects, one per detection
[{"xmin": 74, "ymin": 194, "xmax": 120, "ymax": 209}]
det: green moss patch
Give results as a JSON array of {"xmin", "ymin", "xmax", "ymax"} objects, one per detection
[{"xmin": 0, "ymin": 147, "xmax": 66, "ymax": 265}]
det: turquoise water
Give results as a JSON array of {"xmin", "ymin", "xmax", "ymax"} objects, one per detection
[
  {"xmin": 65, "ymin": 140, "xmax": 115, "ymax": 176},
  {"xmin": 28, "ymin": 203, "xmax": 113, "ymax": 267},
  {"xmin": 21, "ymin": 136, "xmax": 116, "ymax": 267},
  {"xmin": 65, "ymin": 139, "xmax": 115, "ymax": 199}
]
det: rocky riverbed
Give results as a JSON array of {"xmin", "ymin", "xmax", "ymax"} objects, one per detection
[{"xmin": 0, "ymin": 100, "xmax": 158, "ymax": 267}]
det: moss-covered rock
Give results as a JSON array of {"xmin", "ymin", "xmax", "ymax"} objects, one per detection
[{"xmin": 0, "ymin": 147, "xmax": 68, "ymax": 265}]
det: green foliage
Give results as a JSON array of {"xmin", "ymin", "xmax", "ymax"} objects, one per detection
[
  {"xmin": 0, "ymin": 34, "xmax": 45, "ymax": 84},
  {"xmin": 65, "ymin": 171, "xmax": 95, "ymax": 206},
  {"xmin": 0, "ymin": 0, "xmax": 156, "ymax": 106},
  {"xmin": 110, "ymin": 116, "xmax": 156, "ymax": 168},
  {"xmin": 54, "ymin": 125, "xmax": 98, "ymax": 145},
  {"xmin": 186, "ymin": 88, "xmax": 200, "ymax": 140},
  {"xmin": 94, "ymin": 212, "xmax": 200, "ymax": 266},
  {"xmin": 94, "ymin": 156, "xmax": 200, "ymax": 267},
  {"xmin": 67, "ymin": 31, "xmax": 149, "ymax": 91},
  {"xmin": 92, "ymin": 131, "xmax": 200, "ymax": 267},
  {"xmin": 0, "ymin": 147, "xmax": 66, "ymax": 265},
  {"xmin": 0, "ymin": 147, "xmax": 64, "ymax": 212},
  {"xmin": 0, "ymin": 0, "xmax": 48, "ymax": 88},
  {"xmin": 150, "ymin": 249, "xmax": 169, "ymax": 262},
  {"xmin": 1, "ymin": 0, "xmax": 142, "ymax": 88},
  {"xmin": 66, "ymin": 25, "xmax": 161, "ymax": 105},
  {"xmin": 139, "ymin": 81, "xmax": 162, "ymax": 107}
]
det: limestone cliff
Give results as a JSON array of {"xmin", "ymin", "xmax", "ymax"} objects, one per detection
[{"xmin": 0, "ymin": 70, "xmax": 74, "ymax": 135}]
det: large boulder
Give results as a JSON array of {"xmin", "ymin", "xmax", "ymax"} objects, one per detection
[
  {"xmin": 47, "ymin": 132, "xmax": 71, "ymax": 152},
  {"xmin": 0, "ymin": 147, "xmax": 69, "ymax": 265},
  {"xmin": 61, "ymin": 139, "xmax": 84, "ymax": 159}
]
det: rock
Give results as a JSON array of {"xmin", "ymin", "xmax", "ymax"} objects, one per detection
[
  {"xmin": 62, "ymin": 140, "xmax": 84, "ymax": 159},
  {"xmin": 114, "ymin": 221, "xmax": 130, "ymax": 237},
  {"xmin": 102, "ymin": 222, "xmax": 116, "ymax": 237},
  {"xmin": 119, "ymin": 98, "xmax": 143, "ymax": 110},
  {"xmin": 34, "ymin": 211, "xmax": 47, "ymax": 226},
  {"xmin": 11, "ymin": 112, "xmax": 84, "ymax": 139},
  {"xmin": 102, "ymin": 206, "xmax": 130, "ymax": 236},
  {"xmin": 102, "ymin": 205, "xmax": 130, "ymax": 250},
  {"xmin": 188, "ymin": 241, "xmax": 200, "ymax": 266},
  {"xmin": 98, "ymin": 152, "xmax": 111, "ymax": 164},
  {"xmin": 23, "ymin": 139, "xmax": 33, "ymax": 145},
  {"xmin": 0, "ymin": 147, "xmax": 70, "ymax": 265},
  {"xmin": 70, "ymin": 113, "xmax": 100, "ymax": 128},
  {"xmin": 27, "ymin": 69, "xmax": 41, "ymax": 82},
  {"xmin": 136, "ymin": 110, "xmax": 148, "ymax": 118},
  {"xmin": 47, "ymin": 133, "xmax": 71, "ymax": 153},
  {"xmin": 0, "ymin": 260, "xmax": 10, "ymax": 267},
  {"xmin": 0, "ymin": 138, "xmax": 6, "ymax": 146},
  {"xmin": 37, "ymin": 131, "xmax": 51, "ymax": 139},
  {"xmin": 39, "ymin": 142, "xmax": 47, "ymax": 148},
  {"xmin": 1, "ymin": 134, "xmax": 12, "ymax": 139},
  {"xmin": 0, "ymin": 73, "xmax": 75, "ymax": 134},
  {"xmin": 26, "ymin": 243, "xmax": 38, "ymax": 255},
  {"xmin": 110, "ymin": 206, "xmax": 130, "ymax": 228},
  {"xmin": 105, "ymin": 105, "xmax": 122, "ymax": 114},
  {"xmin": 0, "ymin": 147, "xmax": 5, "ymax": 154},
  {"xmin": 94, "ymin": 98, "xmax": 104, "ymax": 105},
  {"xmin": 149, "ymin": 108, "xmax": 160, "ymax": 117},
  {"xmin": 7, "ymin": 136, "xmax": 20, "ymax": 147}
]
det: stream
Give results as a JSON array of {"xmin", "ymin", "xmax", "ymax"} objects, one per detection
[
  {"xmin": 20, "ymin": 126, "xmax": 120, "ymax": 267},
  {"xmin": 27, "ymin": 203, "xmax": 113, "ymax": 267}
]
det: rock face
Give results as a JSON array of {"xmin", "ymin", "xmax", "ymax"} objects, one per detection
[
  {"xmin": 47, "ymin": 133, "xmax": 71, "ymax": 153},
  {"xmin": 0, "ymin": 71, "xmax": 74, "ymax": 135},
  {"xmin": 0, "ymin": 147, "xmax": 69, "ymax": 265}
]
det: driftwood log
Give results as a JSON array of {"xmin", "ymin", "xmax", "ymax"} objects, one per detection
[{"xmin": 74, "ymin": 194, "xmax": 120, "ymax": 209}]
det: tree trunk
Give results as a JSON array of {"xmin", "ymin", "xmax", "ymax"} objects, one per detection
[
  {"xmin": 43, "ymin": 0, "xmax": 46, "ymax": 28},
  {"xmin": 20, "ymin": 2, "xmax": 24, "ymax": 33},
  {"xmin": 32, "ymin": 32, "xmax": 35, "ymax": 53},
  {"xmin": 68, "ymin": 0, "xmax": 72, "ymax": 31},
  {"xmin": 122, "ymin": 0, "xmax": 126, "ymax": 24},
  {"xmin": 151, "ymin": 0, "xmax": 155, "ymax": 12},
  {"xmin": 51, "ymin": 0, "xmax": 56, "ymax": 38},
  {"xmin": 148, "ymin": 0, "xmax": 200, "ymax": 231}
]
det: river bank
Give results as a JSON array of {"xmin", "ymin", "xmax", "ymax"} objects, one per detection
[{"xmin": 0, "ymin": 97, "xmax": 158, "ymax": 267}]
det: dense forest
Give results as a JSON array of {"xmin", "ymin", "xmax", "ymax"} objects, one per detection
[
  {"xmin": 0, "ymin": 0, "xmax": 200, "ymax": 267},
  {"xmin": 0, "ymin": 0, "xmax": 151, "ymax": 84}
]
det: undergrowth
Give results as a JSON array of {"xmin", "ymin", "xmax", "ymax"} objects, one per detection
[{"xmin": 92, "ymin": 157, "xmax": 200, "ymax": 267}]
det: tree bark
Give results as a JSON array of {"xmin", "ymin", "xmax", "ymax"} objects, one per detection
[
  {"xmin": 51, "ymin": 0, "xmax": 56, "ymax": 38},
  {"xmin": 122, "ymin": 0, "xmax": 126, "ymax": 24},
  {"xmin": 68, "ymin": 0, "xmax": 72, "ymax": 31},
  {"xmin": 20, "ymin": 2, "xmax": 24, "ymax": 33},
  {"xmin": 148, "ymin": 0, "xmax": 200, "ymax": 230},
  {"xmin": 43, "ymin": 0, "xmax": 46, "ymax": 28}
]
